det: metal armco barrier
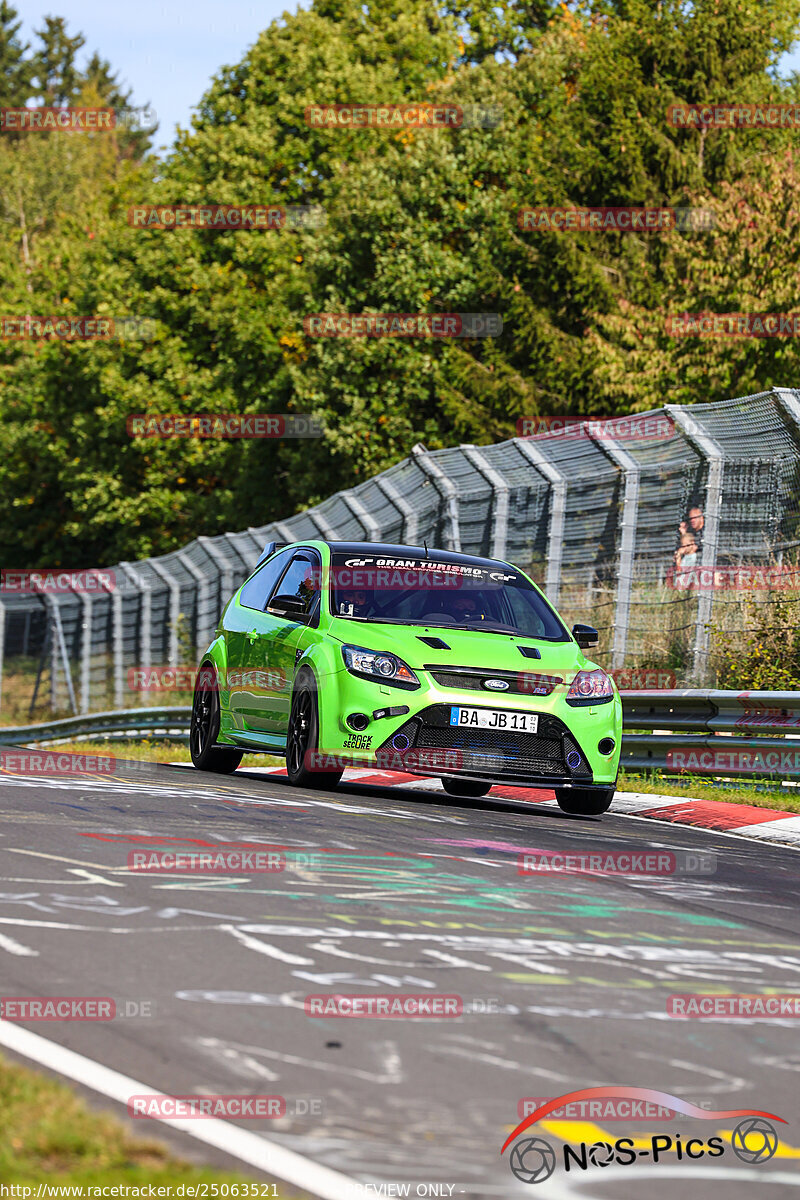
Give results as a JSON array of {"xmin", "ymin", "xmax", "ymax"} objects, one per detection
[
  {"xmin": 0, "ymin": 707, "xmax": 191, "ymax": 747},
  {"xmin": 1, "ymin": 691, "xmax": 800, "ymax": 781},
  {"xmin": 620, "ymin": 689, "xmax": 800, "ymax": 780}
]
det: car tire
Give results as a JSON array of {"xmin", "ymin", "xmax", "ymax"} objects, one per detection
[
  {"xmin": 286, "ymin": 676, "xmax": 344, "ymax": 789},
  {"xmin": 190, "ymin": 666, "xmax": 243, "ymax": 774},
  {"xmin": 441, "ymin": 777, "xmax": 492, "ymax": 798},
  {"xmin": 554, "ymin": 786, "xmax": 615, "ymax": 816}
]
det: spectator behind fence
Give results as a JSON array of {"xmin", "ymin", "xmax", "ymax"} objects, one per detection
[
  {"xmin": 674, "ymin": 532, "xmax": 699, "ymax": 571},
  {"xmin": 678, "ymin": 506, "xmax": 704, "ymax": 554}
]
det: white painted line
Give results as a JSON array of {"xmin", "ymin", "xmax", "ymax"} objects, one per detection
[
  {"xmin": 0, "ymin": 931, "xmax": 38, "ymax": 956},
  {"xmin": 610, "ymin": 791, "xmax": 689, "ymax": 812},
  {"xmin": 0, "ymin": 1022, "xmax": 365, "ymax": 1200}
]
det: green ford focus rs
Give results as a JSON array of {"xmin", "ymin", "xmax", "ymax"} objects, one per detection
[{"xmin": 190, "ymin": 540, "xmax": 622, "ymax": 815}]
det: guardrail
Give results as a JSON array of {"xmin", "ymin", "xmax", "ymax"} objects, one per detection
[
  {"xmin": 1, "ymin": 692, "xmax": 799, "ymax": 781},
  {"xmin": 620, "ymin": 689, "xmax": 800, "ymax": 780},
  {"xmin": 0, "ymin": 707, "xmax": 191, "ymax": 747}
]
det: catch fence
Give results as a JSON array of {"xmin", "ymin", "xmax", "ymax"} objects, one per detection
[{"xmin": 2, "ymin": 387, "xmax": 798, "ymax": 719}]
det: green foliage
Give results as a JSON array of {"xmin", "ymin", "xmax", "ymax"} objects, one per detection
[{"xmin": 710, "ymin": 592, "xmax": 800, "ymax": 688}]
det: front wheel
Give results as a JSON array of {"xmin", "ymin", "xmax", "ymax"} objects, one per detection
[
  {"xmin": 286, "ymin": 679, "xmax": 343, "ymax": 789},
  {"xmin": 441, "ymin": 776, "xmax": 492, "ymax": 798},
  {"xmin": 190, "ymin": 667, "xmax": 243, "ymax": 773},
  {"xmin": 554, "ymin": 786, "xmax": 614, "ymax": 816}
]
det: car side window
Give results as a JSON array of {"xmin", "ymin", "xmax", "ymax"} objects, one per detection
[
  {"xmin": 239, "ymin": 549, "xmax": 293, "ymax": 611},
  {"xmin": 268, "ymin": 552, "xmax": 321, "ymax": 616}
]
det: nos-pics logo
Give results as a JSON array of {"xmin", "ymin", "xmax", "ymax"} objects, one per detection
[{"xmin": 501, "ymin": 1087, "xmax": 783, "ymax": 1183}]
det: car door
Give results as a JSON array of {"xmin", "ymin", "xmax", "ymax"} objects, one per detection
[
  {"xmin": 224, "ymin": 548, "xmax": 293, "ymax": 730},
  {"xmin": 237, "ymin": 549, "xmax": 322, "ymax": 735}
]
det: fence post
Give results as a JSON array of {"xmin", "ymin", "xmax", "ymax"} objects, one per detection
[
  {"xmin": 272, "ymin": 521, "xmax": 297, "ymax": 543},
  {"xmin": 148, "ymin": 560, "xmax": 181, "ymax": 668},
  {"xmin": 665, "ymin": 404, "xmax": 725, "ymax": 684},
  {"xmin": 411, "ymin": 444, "xmax": 462, "ymax": 551},
  {"xmin": 305, "ymin": 510, "xmax": 338, "ymax": 541},
  {"xmin": 176, "ymin": 551, "xmax": 210, "ymax": 660},
  {"xmin": 774, "ymin": 387, "xmax": 800, "ymax": 433},
  {"xmin": 585, "ymin": 429, "xmax": 641, "ymax": 668},
  {"xmin": 514, "ymin": 437, "xmax": 567, "ymax": 605},
  {"xmin": 461, "ymin": 445, "xmax": 510, "ymax": 561},
  {"xmin": 46, "ymin": 594, "xmax": 78, "ymax": 715},
  {"xmin": 341, "ymin": 490, "xmax": 381, "ymax": 540},
  {"xmin": 375, "ymin": 474, "xmax": 419, "ymax": 544},
  {"xmin": 198, "ymin": 536, "xmax": 234, "ymax": 630},
  {"xmin": 67, "ymin": 583, "xmax": 92, "ymax": 714},
  {"xmin": 119, "ymin": 563, "xmax": 151, "ymax": 690}
]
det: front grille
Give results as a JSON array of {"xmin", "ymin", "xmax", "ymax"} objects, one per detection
[
  {"xmin": 426, "ymin": 666, "xmax": 562, "ymax": 697},
  {"xmin": 383, "ymin": 705, "xmax": 592, "ymax": 781}
]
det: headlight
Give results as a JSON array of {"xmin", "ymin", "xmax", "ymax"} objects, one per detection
[
  {"xmin": 342, "ymin": 645, "xmax": 420, "ymax": 690},
  {"xmin": 566, "ymin": 668, "xmax": 614, "ymax": 706}
]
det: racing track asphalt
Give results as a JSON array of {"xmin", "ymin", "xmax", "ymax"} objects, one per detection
[{"xmin": 1, "ymin": 756, "xmax": 800, "ymax": 1198}]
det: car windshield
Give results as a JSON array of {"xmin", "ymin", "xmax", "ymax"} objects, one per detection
[{"xmin": 327, "ymin": 553, "xmax": 569, "ymax": 641}]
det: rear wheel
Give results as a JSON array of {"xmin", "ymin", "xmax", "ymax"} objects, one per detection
[
  {"xmin": 554, "ymin": 786, "xmax": 614, "ymax": 816},
  {"xmin": 190, "ymin": 667, "xmax": 243, "ymax": 774},
  {"xmin": 286, "ymin": 677, "xmax": 343, "ymax": 789},
  {"xmin": 441, "ymin": 777, "xmax": 492, "ymax": 798}
]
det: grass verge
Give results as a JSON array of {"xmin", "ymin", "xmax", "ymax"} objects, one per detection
[{"xmin": 0, "ymin": 1053, "xmax": 300, "ymax": 1193}]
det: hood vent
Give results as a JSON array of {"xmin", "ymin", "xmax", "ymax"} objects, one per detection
[
  {"xmin": 518, "ymin": 646, "xmax": 542, "ymax": 659},
  {"xmin": 418, "ymin": 635, "xmax": 451, "ymax": 650}
]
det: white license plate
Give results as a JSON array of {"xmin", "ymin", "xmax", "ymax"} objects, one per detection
[{"xmin": 449, "ymin": 706, "xmax": 538, "ymax": 733}]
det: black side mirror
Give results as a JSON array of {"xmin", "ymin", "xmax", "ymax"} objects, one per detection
[
  {"xmin": 572, "ymin": 623, "xmax": 599, "ymax": 650},
  {"xmin": 268, "ymin": 594, "xmax": 309, "ymax": 622}
]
